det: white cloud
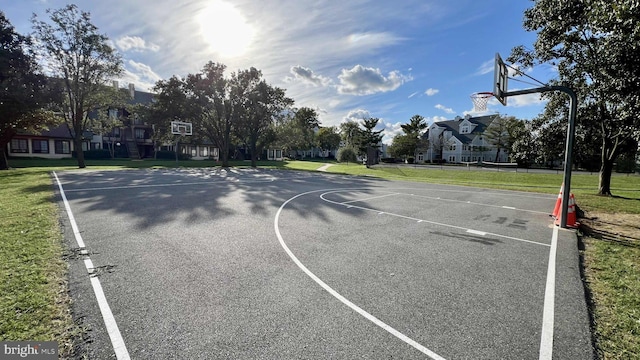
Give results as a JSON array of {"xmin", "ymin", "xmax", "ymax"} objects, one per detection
[
  {"xmin": 408, "ymin": 91, "xmax": 419, "ymax": 99},
  {"xmin": 381, "ymin": 121, "xmax": 404, "ymax": 145},
  {"xmin": 285, "ymin": 65, "xmax": 331, "ymax": 87},
  {"xmin": 505, "ymin": 92, "xmax": 546, "ymax": 107},
  {"xmin": 435, "ymin": 104, "xmax": 455, "ymax": 114},
  {"xmin": 342, "ymin": 109, "xmax": 371, "ymax": 123},
  {"xmin": 115, "ymin": 36, "xmax": 160, "ymax": 52},
  {"xmin": 425, "ymin": 88, "xmax": 439, "ymax": 96},
  {"xmin": 337, "ymin": 65, "xmax": 412, "ymax": 95},
  {"xmin": 117, "ymin": 60, "xmax": 163, "ymax": 91},
  {"xmin": 476, "ymin": 59, "xmax": 494, "ymax": 76}
]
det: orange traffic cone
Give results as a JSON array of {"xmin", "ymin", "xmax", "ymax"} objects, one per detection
[
  {"xmin": 555, "ymin": 193, "xmax": 579, "ymax": 228},
  {"xmin": 551, "ymin": 183, "xmax": 563, "ymax": 218}
]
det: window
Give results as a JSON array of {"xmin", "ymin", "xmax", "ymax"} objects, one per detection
[
  {"xmin": 135, "ymin": 128, "xmax": 145, "ymax": 139},
  {"xmin": 449, "ymin": 144, "xmax": 456, "ymax": 151},
  {"xmin": 211, "ymin": 147, "xmax": 218, "ymax": 158},
  {"xmin": 11, "ymin": 139, "xmax": 28, "ymax": 153},
  {"xmin": 32, "ymin": 139, "xmax": 49, "ymax": 153},
  {"xmin": 91, "ymin": 142, "xmax": 100, "ymax": 150},
  {"xmin": 111, "ymin": 128, "xmax": 120, "ymax": 137},
  {"xmin": 55, "ymin": 140, "xmax": 71, "ymax": 154},
  {"xmin": 200, "ymin": 146, "xmax": 209, "ymax": 157},
  {"xmin": 275, "ymin": 149, "xmax": 281, "ymax": 159},
  {"xmin": 418, "ymin": 153, "xmax": 424, "ymax": 161},
  {"xmin": 448, "ymin": 155, "xmax": 456, "ymax": 162},
  {"xmin": 461, "ymin": 125, "xmax": 469, "ymax": 134}
]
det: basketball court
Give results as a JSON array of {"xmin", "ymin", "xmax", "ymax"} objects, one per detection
[{"xmin": 53, "ymin": 168, "xmax": 593, "ymax": 359}]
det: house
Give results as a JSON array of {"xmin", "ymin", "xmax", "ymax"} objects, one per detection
[
  {"xmin": 6, "ymin": 82, "xmax": 220, "ymax": 161},
  {"xmin": 417, "ymin": 114, "xmax": 509, "ymax": 164},
  {"xmin": 7, "ymin": 124, "xmax": 93, "ymax": 159}
]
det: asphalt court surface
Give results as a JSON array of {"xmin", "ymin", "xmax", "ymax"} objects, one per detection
[{"xmin": 53, "ymin": 168, "xmax": 593, "ymax": 359}]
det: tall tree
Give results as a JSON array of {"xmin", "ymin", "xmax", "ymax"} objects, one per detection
[
  {"xmin": 316, "ymin": 126, "xmax": 341, "ymax": 158},
  {"xmin": 339, "ymin": 121, "xmax": 361, "ymax": 148},
  {"xmin": 32, "ymin": 4, "xmax": 123, "ymax": 168},
  {"xmin": 509, "ymin": 0, "xmax": 640, "ymax": 195},
  {"xmin": 397, "ymin": 114, "xmax": 427, "ymax": 160},
  {"xmin": 233, "ymin": 68, "xmax": 293, "ymax": 167},
  {"xmin": 401, "ymin": 114, "xmax": 427, "ymax": 137},
  {"xmin": 388, "ymin": 134, "xmax": 417, "ymax": 161},
  {"xmin": 0, "ymin": 13, "xmax": 58, "ymax": 170},
  {"xmin": 483, "ymin": 115, "xmax": 519, "ymax": 162},
  {"xmin": 185, "ymin": 62, "xmax": 236, "ymax": 166},
  {"xmin": 359, "ymin": 117, "xmax": 384, "ymax": 166}
]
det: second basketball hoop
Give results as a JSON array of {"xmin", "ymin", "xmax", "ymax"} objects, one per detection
[{"xmin": 470, "ymin": 92, "xmax": 494, "ymax": 112}]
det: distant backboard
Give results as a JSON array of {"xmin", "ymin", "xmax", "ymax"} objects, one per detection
[
  {"xmin": 171, "ymin": 121, "xmax": 192, "ymax": 136},
  {"xmin": 494, "ymin": 53, "xmax": 508, "ymax": 106}
]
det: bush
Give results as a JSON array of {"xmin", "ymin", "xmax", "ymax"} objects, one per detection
[
  {"xmin": 406, "ymin": 157, "xmax": 414, "ymax": 164},
  {"xmin": 337, "ymin": 147, "xmax": 358, "ymax": 163},
  {"xmin": 380, "ymin": 157, "xmax": 396, "ymax": 163}
]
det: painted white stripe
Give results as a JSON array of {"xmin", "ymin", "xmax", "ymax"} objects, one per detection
[
  {"xmin": 53, "ymin": 172, "xmax": 86, "ymax": 248},
  {"xmin": 341, "ymin": 192, "xmax": 399, "ymax": 205},
  {"xmin": 539, "ymin": 225, "xmax": 559, "ymax": 360},
  {"xmin": 53, "ymin": 172, "xmax": 131, "ymax": 360},
  {"xmin": 275, "ymin": 189, "xmax": 446, "ymax": 360},
  {"xmin": 321, "ymin": 191, "xmax": 550, "ymax": 247},
  {"xmin": 90, "ymin": 277, "xmax": 131, "ymax": 360},
  {"xmin": 62, "ymin": 178, "xmax": 275, "ymax": 192},
  {"xmin": 399, "ymin": 192, "xmax": 548, "ymax": 215},
  {"xmin": 466, "ymin": 229, "xmax": 487, "ymax": 236}
]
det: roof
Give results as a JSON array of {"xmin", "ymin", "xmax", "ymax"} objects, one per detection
[{"xmin": 423, "ymin": 114, "xmax": 498, "ymax": 143}]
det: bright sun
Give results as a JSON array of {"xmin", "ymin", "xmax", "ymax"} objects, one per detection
[{"xmin": 197, "ymin": 1, "xmax": 255, "ymax": 57}]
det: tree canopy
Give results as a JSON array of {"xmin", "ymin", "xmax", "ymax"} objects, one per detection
[
  {"xmin": 32, "ymin": 4, "xmax": 123, "ymax": 168},
  {"xmin": 509, "ymin": 0, "xmax": 640, "ymax": 195},
  {"xmin": 0, "ymin": 12, "xmax": 58, "ymax": 170}
]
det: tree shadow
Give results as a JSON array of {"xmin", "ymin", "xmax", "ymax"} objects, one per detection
[{"xmin": 46, "ymin": 168, "xmax": 383, "ymax": 232}]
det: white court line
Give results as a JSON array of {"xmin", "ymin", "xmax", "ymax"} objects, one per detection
[
  {"xmin": 320, "ymin": 190, "xmax": 550, "ymax": 247},
  {"xmin": 53, "ymin": 172, "xmax": 131, "ymax": 360},
  {"xmin": 396, "ymin": 192, "xmax": 549, "ymax": 215},
  {"xmin": 275, "ymin": 189, "xmax": 447, "ymax": 360},
  {"xmin": 466, "ymin": 229, "xmax": 487, "ymax": 236},
  {"xmin": 539, "ymin": 225, "xmax": 559, "ymax": 360},
  {"xmin": 341, "ymin": 192, "xmax": 399, "ymax": 205}
]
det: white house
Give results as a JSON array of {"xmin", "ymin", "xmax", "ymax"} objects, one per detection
[{"xmin": 417, "ymin": 114, "xmax": 509, "ymax": 164}]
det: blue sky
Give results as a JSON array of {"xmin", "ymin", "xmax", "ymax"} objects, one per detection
[{"xmin": 3, "ymin": 0, "xmax": 556, "ymax": 144}]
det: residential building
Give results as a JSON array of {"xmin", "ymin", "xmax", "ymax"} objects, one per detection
[{"xmin": 417, "ymin": 114, "xmax": 509, "ymax": 164}]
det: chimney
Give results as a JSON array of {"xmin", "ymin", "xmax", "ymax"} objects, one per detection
[
  {"xmin": 113, "ymin": 80, "xmax": 119, "ymax": 89},
  {"xmin": 128, "ymin": 83, "xmax": 135, "ymax": 99}
]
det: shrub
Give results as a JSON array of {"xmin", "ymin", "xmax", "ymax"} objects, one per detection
[
  {"xmin": 337, "ymin": 147, "xmax": 358, "ymax": 163},
  {"xmin": 406, "ymin": 157, "xmax": 415, "ymax": 164}
]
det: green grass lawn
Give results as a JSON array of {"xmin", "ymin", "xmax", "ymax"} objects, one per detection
[{"xmin": 2, "ymin": 158, "xmax": 639, "ymax": 358}]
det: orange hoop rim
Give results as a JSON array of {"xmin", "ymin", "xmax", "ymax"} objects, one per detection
[{"xmin": 470, "ymin": 91, "xmax": 494, "ymax": 98}]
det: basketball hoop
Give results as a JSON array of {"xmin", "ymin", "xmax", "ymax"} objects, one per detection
[{"xmin": 470, "ymin": 92, "xmax": 494, "ymax": 112}]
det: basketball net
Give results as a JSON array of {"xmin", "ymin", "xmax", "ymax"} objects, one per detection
[{"xmin": 470, "ymin": 92, "xmax": 494, "ymax": 112}]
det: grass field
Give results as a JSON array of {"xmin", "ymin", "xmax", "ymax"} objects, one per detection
[{"xmin": 1, "ymin": 158, "xmax": 638, "ymax": 358}]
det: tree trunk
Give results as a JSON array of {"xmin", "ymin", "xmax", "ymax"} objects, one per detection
[
  {"xmin": 495, "ymin": 148, "xmax": 500, "ymax": 163},
  {"xmin": 0, "ymin": 146, "xmax": 9, "ymax": 170},
  {"xmin": 74, "ymin": 136, "xmax": 86, "ymax": 168},
  {"xmin": 598, "ymin": 158, "xmax": 614, "ymax": 195}
]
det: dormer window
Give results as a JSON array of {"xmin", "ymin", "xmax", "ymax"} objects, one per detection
[{"xmin": 461, "ymin": 125, "xmax": 469, "ymax": 134}]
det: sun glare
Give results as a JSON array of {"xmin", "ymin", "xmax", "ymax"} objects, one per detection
[{"xmin": 198, "ymin": 1, "xmax": 255, "ymax": 57}]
